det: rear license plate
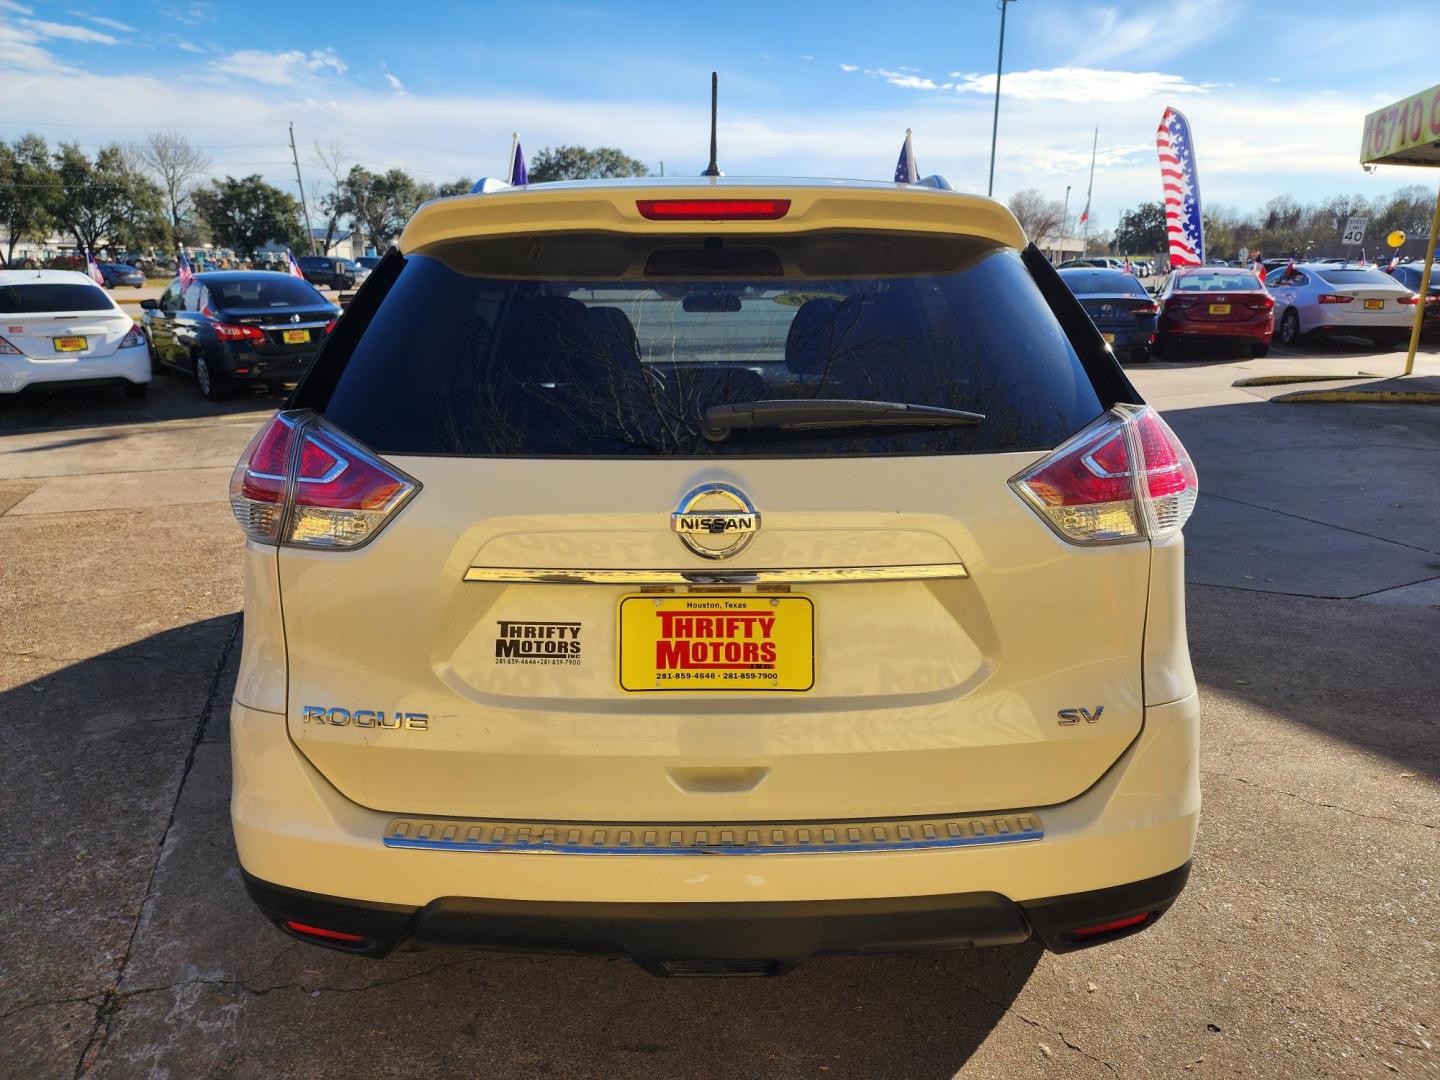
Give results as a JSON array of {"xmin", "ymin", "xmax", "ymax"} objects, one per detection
[
  {"xmin": 1101, "ymin": 333, "xmax": 1115, "ymax": 344},
  {"xmin": 1364, "ymin": 299, "xmax": 1384, "ymax": 310},
  {"xmin": 1208, "ymin": 303, "xmax": 1231, "ymax": 315},
  {"xmin": 282, "ymin": 329, "xmax": 311, "ymax": 344},
  {"xmin": 53, "ymin": 336, "xmax": 87, "ymax": 352},
  {"xmin": 618, "ymin": 594, "xmax": 814, "ymax": 692}
]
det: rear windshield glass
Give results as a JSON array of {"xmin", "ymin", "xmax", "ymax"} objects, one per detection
[
  {"xmin": 204, "ymin": 276, "xmax": 326, "ymax": 309},
  {"xmin": 1175, "ymin": 272, "xmax": 1261, "ymax": 291},
  {"xmin": 0, "ymin": 282, "xmax": 114, "ymax": 313},
  {"xmin": 1058, "ymin": 270, "xmax": 1145, "ymax": 296},
  {"xmin": 314, "ymin": 231, "xmax": 1104, "ymax": 458},
  {"xmin": 1314, "ymin": 268, "xmax": 1399, "ymax": 287}
]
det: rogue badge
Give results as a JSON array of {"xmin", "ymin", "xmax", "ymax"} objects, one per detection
[{"xmin": 671, "ymin": 483, "xmax": 760, "ymax": 560}]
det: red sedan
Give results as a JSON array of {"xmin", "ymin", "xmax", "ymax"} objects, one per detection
[{"xmin": 1154, "ymin": 267, "xmax": 1275, "ymax": 357}]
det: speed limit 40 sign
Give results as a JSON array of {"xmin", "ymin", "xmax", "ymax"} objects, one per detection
[{"xmin": 1342, "ymin": 216, "xmax": 1369, "ymax": 245}]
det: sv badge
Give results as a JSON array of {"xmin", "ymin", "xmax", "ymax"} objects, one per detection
[{"xmin": 1058, "ymin": 706, "xmax": 1105, "ymax": 726}]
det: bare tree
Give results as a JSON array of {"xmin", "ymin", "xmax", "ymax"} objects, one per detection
[
  {"xmin": 311, "ymin": 139, "xmax": 350, "ymax": 255},
  {"xmin": 136, "ymin": 131, "xmax": 211, "ymax": 239},
  {"xmin": 1006, "ymin": 189, "xmax": 1067, "ymax": 246}
]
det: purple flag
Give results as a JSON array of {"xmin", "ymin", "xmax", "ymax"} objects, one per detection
[
  {"xmin": 894, "ymin": 129, "xmax": 917, "ymax": 184},
  {"xmin": 509, "ymin": 134, "xmax": 527, "ymax": 187}
]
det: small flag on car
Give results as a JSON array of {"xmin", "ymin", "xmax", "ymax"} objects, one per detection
[
  {"xmin": 893, "ymin": 129, "xmax": 918, "ymax": 184},
  {"xmin": 86, "ymin": 249, "xmax": 105, "ymax": 286},
  {"xmin": 287, "ymin": 250, "xmax": 305, "ymax": 279},
  {"xmin": 509, "ymin": 132, "xmax": 527, "ymax": 187},
  {"xmin": 177, "ymin": 253, "xmax": 193, "ymax": 292}
]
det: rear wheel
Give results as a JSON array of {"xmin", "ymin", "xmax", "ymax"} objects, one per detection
[
  {"xmin": 1277, "ymin": 309, "xmax": 1300, "ymax": 347},
  {"xmin": 1250, "ymin": 342, "xmax": 1270, "ymax": 358},
  {"xmin": 194, "ymin": 353, "xmax": 228, "ymax": 401},
  {"xmin": 1151, "ymin": 334, "xmax": 1168, "ymax": 357}
]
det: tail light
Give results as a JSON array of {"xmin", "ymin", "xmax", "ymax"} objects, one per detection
[
  {"xmin": 0, "ymin": 335, "xmax": 22, "ymax": 355},
  {"xmin": 214, "ymin": 322, "xmax": 265, "ymax": 341},
  {"xmin": 229, "ymin": 410, "xmax": 419, "ymax": 549},
  {"xmin": 1247, "ymin": 295, "xmax": 1275, "ymax": 311},
  {"xmin": 1128, "ymin": 301, "xmax": 1159, "ymax": 315},
  {"xmin": 324, "ymin": 318, "xmax": 337, "ymax": 335},
  {"xmin": 1010, "ymin": 404, "xmax": 1198, "ymax": 545},
  {"xmin": 1397, "ymin": 294, "xmax": 1436, "ymax": 306},
  {"xmin": 1317, "ymin": 294, "xmax": 1353, "ymax": 304},
  {"xmin": 118, "ymin": 323, "xmax": 146, "ymax": 348}
]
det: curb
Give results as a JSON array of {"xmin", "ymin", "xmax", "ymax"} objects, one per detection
[
  {"xmin": 1232, "ymin": 374, "xmax": 1383, "ymax": 387},
  {"xmin": 1271, "ymin": 389, "xmax": 1440, "ymax": 405}
]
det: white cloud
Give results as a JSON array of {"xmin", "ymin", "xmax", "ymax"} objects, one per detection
[
  {"xmin": 838, "ymin": 63, "xmax": 858, "ymax": 73},
  {"xmin": 952, "ymin": 68, "xmax": 1209, "ymax": 104},
  {"xmin": 87, "ymin": 15, "xmax": 135, "ymax": 32},
  {"xmin": 175, "ymin": 39, "xmax": 205, "ymax": 53},
  {"xmin": 384, "ymin": 72, "xmax": 404, "ymax": 92},
  {"xmin": 213, "ymin": 47, "xmax": 347, "ymax": 85},
  {"xmin": 875, "ymin": 68, "xmax": 938, "ymax": 91},
  {"xmin": 0, "ymin": 0, "xmax": 34, "ymax": 12},
  {"xmin": 1051, "ymin": 1, "xmax": 1237, "ymax": 66},
  {"xmin": 18, "ymin": 17, "xmax": 118, "ymax": 44},
  {"xmin": 0, "ymin": 21, "xmax": 76, "ymax": 72},
  {"xmin": 798, "ymin": 55, "xmax": 814, "ymax": 61}
]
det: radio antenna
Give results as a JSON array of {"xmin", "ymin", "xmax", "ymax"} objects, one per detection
[{"xmin": 702, "ymin": 71, "xmax": 721, "ymax": 177}]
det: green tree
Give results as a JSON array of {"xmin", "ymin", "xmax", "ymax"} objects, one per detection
[
  {"xmin": 193, "ymin": 174, "xmax": 304, "ymax": 259},
  {"xmin": 435, "ymin": 177, "xmax": 474, "ymax": 198},
  {"xmin": 52, "ymin": 142, "xmax": 166, "ymax": 255},
  {"xmin": 341, "ymin": 166, "xmax": 425, "ymax": 250},
  {"xmin": 1113, "ymin": 202, "xmax": 1167, "ymax": 257},
  {"xmin": 0, "ymin": 134, "xmax": 59, "ymax": 266},
  {"xmin": 528, "ymin": 146, "xmax": 648, "ymax": 183}
]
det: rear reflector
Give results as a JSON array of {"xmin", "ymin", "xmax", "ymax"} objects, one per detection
[
  {"xmin": 636, "ymin": 199, "xmax": 791, "ymax": 221},
  {"xmin": 1069, "ymin": 912, "xmax": 1151, "ymax": 940},
  {"xmin": 230, "ymin": 410, "xmax": 419, "ymax": 549},
  {"xmin": 1010, "ymin": 404, "xmax": 1197, "ymax": 544},
  {"xmin": 283, "ymin": 920, "xmax": 366, "ymax": 944}
]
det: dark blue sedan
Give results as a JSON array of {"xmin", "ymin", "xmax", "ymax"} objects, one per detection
[
  {"xmin": 140, "ymin": 271, "xmax": 340, "ymax": 400},
  {"xmin": 100, "ymin": 262, "xmax": 146, "ymax": 288},
  {"xmin": 1057, "ymin": 267, "xmax": 1160, "ymax": 363}
]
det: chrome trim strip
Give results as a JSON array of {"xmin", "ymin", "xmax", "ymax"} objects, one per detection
[
  {"xmin": 383, "ymin": 813, "xmax": 1039, "ymax": 856},
  {"xmin": 258, "ymin": 321, "xmax": 330, "ymax": 330},
  {"xmin": 462, "ymin": 564, "xmax": 968, "ymax": 585}
]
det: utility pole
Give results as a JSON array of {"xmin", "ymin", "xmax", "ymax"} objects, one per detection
[
  {"xmin": 289, "ymin": 122, "xmax": 318, "ymax": 256},
  {"xmin": 1081, "ymin": 128, "xmax": 1097, "ymax": 256},
  {"xmin": 987, "ymin": 0, "xmax": 1018, "ymax": 197},
  {"xmin": 1062, "ymin": 184, "xmax": 1071, "ymax": 257}
]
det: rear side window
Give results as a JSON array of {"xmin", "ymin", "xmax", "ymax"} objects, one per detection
[
  {"xmin": 311, "ymin": 231, "xmax": 1105, "ymax": 458},
  {"xmin": 1059, "ymin": 270, "xmax": 1146, "ymax": 296},
  {"xmin": 0, "ymin": 283, "xmax": 113, "ymax": 313}
]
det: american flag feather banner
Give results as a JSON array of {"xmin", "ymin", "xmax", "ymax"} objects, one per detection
[{"xmin": 1156, "ymin": 107, "xmax": 1205, "ymax": 267}]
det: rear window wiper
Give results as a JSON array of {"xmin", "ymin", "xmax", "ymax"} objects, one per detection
[{"xmin": 702, "ymin": 399, "xmax": 985, "ymax": 441}]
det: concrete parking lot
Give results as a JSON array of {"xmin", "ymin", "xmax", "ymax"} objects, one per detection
[{"xmin": 1, "ymin": 343, "xmax": 1437, "ymax": 1079}]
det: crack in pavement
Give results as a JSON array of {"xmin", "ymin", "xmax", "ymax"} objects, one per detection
[
  {"xmin": 1188, "ymin": 574, "xmax": 1440, "ymax": 601},
  {"xmin": 1204, "ymin": 772, "xmax": 1437, "ymax": 830},
  {"xmin": 0, "ymin": 994, "xmax": 106, "ymax": 1022},
  {"xmin": 120, "ymin": 953, "xmax": 490, "ymax": 1004},
  {"xmin": 959, "ymin": 978, "xmax": 1121, "ymax": 1076},
  {"xmin": 72, "ymin": 615, "xmax": 241, "ymax": 1079},
  {"xmin": 1199, "ymin": 491, "xmax": 1440, "ymax": 556}
]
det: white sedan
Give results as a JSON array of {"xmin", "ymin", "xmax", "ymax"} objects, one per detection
[
  {"xmin": 1265, "ymin": 262, "xmax": 1417, "ymax": 349},
  {"xmin": 0, "ymin": 269, "xmax": 151, "ymax": 397}
]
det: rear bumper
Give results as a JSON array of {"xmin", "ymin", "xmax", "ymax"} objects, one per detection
[
  {"xmin": 216, "ymin": 343, "xmax": 317, "ymax": 381},
  {"xmin": 243, "ymin": 861, "xmax": 1191, "ymax": 970},
  {"xmin": 1160, "ymin": 318, "xmax": 1271, "ymax": 341},
  {"xmin": 0, "ymin": 348, "xmax": 150, "ymax": 393},
  {"xmin": 231, "ymin": 691, "xmax": 1200, "ymax": 962}
]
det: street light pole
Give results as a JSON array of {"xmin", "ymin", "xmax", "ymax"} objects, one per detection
[{"xmin": 987, "ymin": 0, "xmax": 1018, "ymax": 197}]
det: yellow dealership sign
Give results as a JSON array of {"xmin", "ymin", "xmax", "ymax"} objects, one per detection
[{"xmin": 1361, "ymin": 83, "xmax": 1440, "ymax": 166}]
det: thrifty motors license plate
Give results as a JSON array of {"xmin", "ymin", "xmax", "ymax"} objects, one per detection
[
  {"xmin": 282, "ymin": 329, "xmax": 311, "ymax": 344},
  {"xmin": 1101, "ymin": 333, "xmax": 1115, "ymax": 344},
  {"xmin": 618, "ymin": 595, "xmax": 814, "ymax": 692},
  {"xmin": 1208, "ymin": 303, "xmax": 1231, "ymax": 315},
  {"xmin": 1364, "ymin": 299, "xmax": 1385, "ymax": 310},
  {"xmin": 53, "ymin": 336, "xmax": 87, "ymax": 352}
]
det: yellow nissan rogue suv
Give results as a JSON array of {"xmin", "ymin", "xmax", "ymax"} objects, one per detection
[{"xmin": 228, "ymin": 176, "xmax": 1200, "ymax": 974}]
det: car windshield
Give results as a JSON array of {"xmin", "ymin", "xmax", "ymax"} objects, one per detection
[
  {"xmin": 1175, "ymin": 272, "xmax": 1261, "ymax": 291},
  {"xmin": 1315, "ymin": 268, "xmax": 1399, "ymax": 287},
  {"xmin": 205, "ymin": 277, "xmax": 326, "ymax": 308},
  {"xmin": 1059, "ymin": 270, "xmax": 1146, "ymax": 296},
  {"xmin": 308, "ymin": 230, "xmax": 1105, "ymax": 458},
  {"xmin": 0, "ymin": 282, "xmax": 114, "ymax": 313}
]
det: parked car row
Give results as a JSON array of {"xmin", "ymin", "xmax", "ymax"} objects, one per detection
[{"xmin": 1061, "ymin": 260, "xmax": 1436, "ymax": 361}]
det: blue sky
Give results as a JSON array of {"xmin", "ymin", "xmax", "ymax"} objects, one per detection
[{"xmin": 4, "ymin": 0, "xmax": 1436, "ymax": 233}]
